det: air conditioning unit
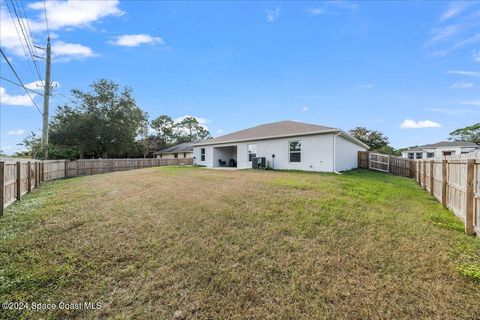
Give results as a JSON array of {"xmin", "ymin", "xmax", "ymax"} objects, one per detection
[{"xmin": 252, "ymin": 157, "xmax": 266, "ymax": 169}]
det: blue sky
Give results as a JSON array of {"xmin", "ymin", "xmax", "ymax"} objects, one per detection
[{"xmin": 1, "ymin": 0, "xmax": 479, "ymax": 154}]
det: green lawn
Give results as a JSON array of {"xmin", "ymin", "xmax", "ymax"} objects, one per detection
[{"xmin": 1, "ymin": 167, "xmax": 479, "ymax": 319}]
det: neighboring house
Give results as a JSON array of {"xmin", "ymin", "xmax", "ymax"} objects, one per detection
[
  {"xmin": 193, "ymin": 120, "xmax": 369, "ymax": 172},
  {"xmin": 401, "ymin": 141, "xmax": 479, "ymax": 160},
  {"xmin": 154, "ymin": 142, "xmax": 194, "ymax": 159}
]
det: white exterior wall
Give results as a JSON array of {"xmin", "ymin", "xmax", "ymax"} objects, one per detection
[
  {"xmin": 156, "ymin": 152, "xmax": 193, "ymax": 159},
  {"xmin": 402, "ymin": 146, "xmax": 478, "ymax": 159},
  {"xmin": 334, "ymin": 135, "xmax": 365, "ymax": 171},
  {"xmin": 194, "ymin": 133, "xmax": 365, "ymax": 172}
]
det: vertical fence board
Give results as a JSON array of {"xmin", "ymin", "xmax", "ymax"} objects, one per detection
[
  {"xmin": 0, "ymin": 162, "xmax": 4, "ymax": 216},
  {"xmin": 466, "ymin": 159, "xmax": 475, "ymax": 235}
]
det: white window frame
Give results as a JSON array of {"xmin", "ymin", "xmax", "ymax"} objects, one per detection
[
  {"xmin": 200, "ymin": 148, "xmax": 205, "ymax": 161},
  {"xmin": 247, "ymin": 144, "xmax": 257, "ymax": 162},
  {"xmin": 288, "ymin": 140, "xmax": 302, "ymax": 163}
]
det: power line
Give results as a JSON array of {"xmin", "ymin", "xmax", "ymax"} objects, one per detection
[
  {"xmin": 0, "ymin": 48, "xmax": 43, "ymax": 115},
  {"xmin": 19, "ymin": 0, "xmax": 45, "ymax": 85},
  {"xmin": 9, "ymin": 0, "xmax": 43, "ymax": 84},
  {"xmin": 4, "ymin": 0, "xmax": 39, "ymax": 83},
  {"xmin": 0, "ymin": 76, "xmax": 44, "ymax": 96},
  {"xmin": 54, "ymin": 91, "xmax": 75, "ymax": 104}
]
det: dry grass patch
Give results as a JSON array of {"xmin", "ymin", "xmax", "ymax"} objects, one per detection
[{"xmin": 0, "ymin": 167, "xmax": 479, "ymax": 319}]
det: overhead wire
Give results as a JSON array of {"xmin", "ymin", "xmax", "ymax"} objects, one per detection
[
  {"xmin": 4, "ymin": 0, "xmax": 39, "ymax": 83},
  {"xmin": 0, "ymin": 76, "xmax": 44, "ymax": 96},
  {"xmin": 0, "ymin": 48, "xmax": 43, "ymax": 115}
]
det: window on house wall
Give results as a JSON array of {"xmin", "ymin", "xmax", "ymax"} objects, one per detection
[
  {"xmin": 427, "ymin": 152, "xmax": 434, "ymax": 158},
  {"xmin": 174, "ymin": 153, "xmax": 178, "ymax": 159},
  {"xmin": 160, "ymin": 154, "xmax": 163, "ymax": 159},
  {"xmin": 461, "ymin": 151, "xmax": 469, "ymax": 154},
  {"xmin": 289, "ymin": 140, "xmax": 301, "ymax": 162},
  {"xmin": 184, "ymin": 153, "xmax": 187, "ymax": 158},
  {"xmin": 443, "ymin": 151, "xmax": 453, "ymax": 156},
  {"xmin": 407, "ymin": 152, "xmax": 414, "ymax": 159},
  {"xmin": 248, "ymin": 144, "xmax": 256, "ymax": 161},
  {"xmin": 416, "ymin": 152, "xmax": 423, "ymax": 159},
  {"xmin": 201, "ymin": 148, "xmax": 205, "ymax": 161}
]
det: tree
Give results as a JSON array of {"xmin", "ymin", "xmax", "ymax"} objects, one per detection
[
  {"xmin": 151, "ymin": 115, "xmax": 175, "ymax": 148},
  {"xmin": 449, "ymin": 123, "xmax": 480, "ymax": 144},
  {"xmin": 49, "ymin": 79, "xmax": 147, "ymax": 158},
  {"xmin": 348, "ymin": 127, "xmax": 389, "ymax": 151},
  {"xmin": 16, "ymin": 131, "xmax": 41, "ymax": 158},
  {"xmin": 175, "ymin": 116, "xmax": 211, "ymax": 143}
]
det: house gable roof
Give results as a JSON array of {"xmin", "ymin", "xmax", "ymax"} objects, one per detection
[
  {"xmin": 154, "ymin": 142, "xmax": 194, "ymax": 154},
  {"xmin": 404, "ymin": 141, "xmax": 478, "ymax": 151},
  {"xmin": 194, "ymin": 120, "xmax": 369, "ymax": 148}
]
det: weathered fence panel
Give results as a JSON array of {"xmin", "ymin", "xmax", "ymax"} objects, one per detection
[
  {"xmin": 0, "ymin": 158, "xmax": 193, "ymax": 215},
  {"xmin": 358, "ymin": 151, "xmax": 414, "ymax": 178},
  {"xmin": 358, "ymin": 151, "xmax": 479, "ymax": 237}
]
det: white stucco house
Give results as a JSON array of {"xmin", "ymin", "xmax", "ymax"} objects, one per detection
[
  {"xmin": 401, "ymin": 141, "xmax": 479, "ymax": 160},
  {"xmin": 193, "ymin": 120, "xmax": 369, "ymax": 172},
  {"xmin": 154, "ymin": 142, "xmax": 194, "ymax": 159}
]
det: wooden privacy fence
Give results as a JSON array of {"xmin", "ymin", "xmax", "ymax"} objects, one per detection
[
  {"xmin": 0, "ymin": 158, "xmax": 193, "ymax": 215},
  {"xmin": 358, "ymin": 151, "xmax": 415, "ymax": 178},
  {"xmin": 359, "ymin": 151, "xmax": 479, "ymax": 237},
  {"xmin": 416, "ymin": 157, "xmax": 479, "ymax": 236}
]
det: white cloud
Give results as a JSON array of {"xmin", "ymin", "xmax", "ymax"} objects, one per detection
[
  {"xmin": 266, "ymin": 8, "xmax": 280, "ymax": 22},
  {"xmin": 52, "ymin": 41, "xmax": 95, "ymax": 59},
  {"xmin": 326, "ymin": 1, "xmax": 358, "ymax": 12},
  {"xmin": 440, "ymin": 2, "xmax": 473, "ymax": 21},
  {"xmin": 450, "ymin": 82, "xmax": 474, "ymax": 88},
  {"xmin": 0, "ymin": 86, "xmax": 37, "ymax": 106},
  {"xmin": 109, "ymin": 34, "xmax": 164, "ymax": 47},
  {"xmin": 473, "ymin": 50, "xmax": 480, "ymax": 62},
  {"xmin": 23, "ymin": 80, "xmax": 60, "ymax": 90},
  {"xmin": 0, "ymin": 1, "xmax": 123, "ymax": 59},
  {"xmin": 447, "ymin": 70, "xmax": 480, "ymax": 77},
  {"xmin": 355, "ymin": 83, "xmax": 374, "ymax": 89},
  {"xmin": 306, "ymin": 8, "xmax": 326, "ymax": 16},
  {"xmin": 307, "ymin": 1, "xmax": 358, "ymax": 16},
  {"xmin": 461, "ymin": 99, "xmax": 480, "ymax": 106},
  {"xmin": 400, "ymin": 119, "xmax": 442, "ymax": 129},
  {"xmin": 217, "ymin": 129, "xmax": 224, "ymax": 134},
  {"xmin": 28, "ymin": 0, "xmax": 124, "ymax": 29},
  {"xmin": 301, "ymin": 107, "xmax": 309, "ymax": 112},
  {"xmin": 7, "ymin": 129, "xmax": 26, "ymax": 136}
]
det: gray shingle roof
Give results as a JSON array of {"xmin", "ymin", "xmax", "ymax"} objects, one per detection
[
  {"xmin": 154, "ymin": 142, "xmax": 194, "ymax": 154},
  {"xmin": 405, "ymin": 141, "xmax": 478, "ymax": 151},
  {"xmin": 194, "ymin": 120, "xmax": 368, "ymax": 148}
]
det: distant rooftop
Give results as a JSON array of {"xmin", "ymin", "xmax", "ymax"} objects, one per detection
[
  {"xmin": 154, "ymin": 142, "xmax": 194, "ymax": 154},
  {"xmin": 405, "ymin": 141, "xmax": 478, "ymax": 151}
]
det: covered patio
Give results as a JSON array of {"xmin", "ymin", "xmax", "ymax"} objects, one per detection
[{"xmin": 212, "ymin": 145, "xmax": 237, "ymax": 168}]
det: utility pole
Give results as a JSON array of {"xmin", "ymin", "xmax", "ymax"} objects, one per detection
[{"xmin": 41, "ymin": 37, "xmax": 51, "ymax": 159}]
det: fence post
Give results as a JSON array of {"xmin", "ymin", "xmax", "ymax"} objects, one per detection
[
  {"xmin": 0, "ymin": 161, "xmax": 4, "ymax": 216},
  {"xmin": 64, "ymin": 160, "xmax": 68, "ymax": 178},
  {"xmin": 27, "ymin": 161, "xmax": 32, "ymax": 193},
  {"xmin": 465, "ymin": 159, "xmax": 475, "ymax": 236},
  {"xmin": 422, "ymin": 161, "xmax": 427, "ymax": 188},
  {"xmin": 41, "ymin": 162, "xmax": 45, "ymax": 182},
  {"xmin": 16, "ymin": 161, "xmax": 21, "ymax": 201},
  {"xmin": 430, "ymin": 160, "xmax": 434, "ymax": 196},
  {"xmin": 441, "ymin": 160, "xmax": 447, "ymax": 208}
]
